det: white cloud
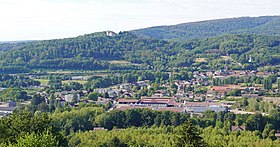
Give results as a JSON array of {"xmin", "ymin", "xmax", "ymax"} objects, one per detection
[{"xmin": 0, "ymin": 0, "xmax": 279, "ymax": 41}]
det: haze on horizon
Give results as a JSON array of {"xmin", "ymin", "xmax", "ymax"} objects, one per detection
[{"xmin": 0, "ymin": 0, "xmax": 279, "ymax": 41}]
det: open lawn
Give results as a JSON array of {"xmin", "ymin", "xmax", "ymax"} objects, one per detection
[
  {"xmin": 34, "ymin": 79, "xmax": 49, "ymax": 85},
  {"xmin": 108, "ymin": 60, "xmax": 142, "ymax": 66},
  {"xmin": 195, "ymin": 58, "xmax": 207, "ymax": 63},
  {"xmin": 108, "ymin": 60, "xmax": 131, "ymax": 64},
  {"xmin": 62, "ymin": 80, "xmax": 87, "ymax": 84},
  {"xmin": 221, "ymin": 56, "xmax": 242, "ymax": 66}
]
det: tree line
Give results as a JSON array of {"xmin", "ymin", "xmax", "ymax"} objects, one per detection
[{"xmin": 0, "ymin": 32, "xmax": 280, "ymax": 73}]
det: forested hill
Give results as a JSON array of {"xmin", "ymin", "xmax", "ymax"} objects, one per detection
[
  {"xmin": 0, "ymin": 42, "xmax": 27, "ymax": 52},
  {"xmin": 0, "ymin": 31, "xmax": 280, "ymax": 73},
  {"xmin": 0, "ymin": 32, "xmax": 171, "ymax": 72},
  {"xmin": 131, "ymin": 16, "xmax": 280, "ymax": 40}
]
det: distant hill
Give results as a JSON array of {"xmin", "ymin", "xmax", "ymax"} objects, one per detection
[
  {"xmin": 131, "ymin": 16, "xmax": 280, "ymax": 40},
  {"xmin": 0, "ymin": 31, "xmax": 279, "ymax": 73},
  {"xmin": 0, "ymin": 42, "xmax": 27, "ymax": 52}
]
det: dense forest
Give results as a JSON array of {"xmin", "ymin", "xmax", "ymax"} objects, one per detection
[
  {"xmin": 132, "ymin": 16, "xmax": 280, "ymax": 40},
  {"xmin": 1, "ymin": 105, "xmax": 280, "ymax": 146},
  {"xmin": 0, "ymin": 31, "xmax": 280, "ymax": 73}
]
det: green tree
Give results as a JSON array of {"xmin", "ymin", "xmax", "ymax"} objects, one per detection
[
  {"xmin": 245, "ymin": 113, "xmax": 264, "ymax": 131},
  {"xmin": 11, "ymin": 131, "xmax": 59, "ymax": 147},
  {"xmin": 0, "ymin": 88, "xmax": 28, "ymax": 101},
  {"xmin": 262, "ymin": 123, "xmax": 276, "ymax": 140},
  {"xmin": 88, "ymin": 92, "xmax": 99, "ymax": 101},
  {"xmin": 49, "ymin": 94, "xmax": 56, "ymax": 112},
  {"xmin": 228, "ymin": 89, "xmax": 241, "ymax": 96},
  {"xmin": 264, "ymin": 78, "xmax": 272, "ymax": 90},
  {"xmin": 277, "ymin": 79, "xmax": 280, "ymax": 93},
  {"xmin": 107, "ymin": 136, "xmax": 127, "ymax": 147},
  {"xmin": 37, "ymin": 102, "xmax": 49, "ymax": 112},
  {"xmin": 30, "ymin": 94, "xmax": 46, "ymax": 112},
  {"xmin": 0, "ymin": 111, "xmax": 66, "ymax": 146},
  {"xmin": 175, "ymin": 121, "xmax": 206, "ymax": 147}
]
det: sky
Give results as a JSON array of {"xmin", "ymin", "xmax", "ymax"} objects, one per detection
[{"xmin": 0, "ymin": 0, "xmax": 279, "ymax": 41}]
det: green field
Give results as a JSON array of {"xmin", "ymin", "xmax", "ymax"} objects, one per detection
[
  {"xmin": 195, "ymin": 58, "xmax": 207, "ymax": 63},
  {"xmin": 34, "ymin": 79, "xmax": 49, "ymax": 85},
  {"xmin": 108, "ymin": 60, "xmax": 142, "ymax": 66},
  {"xmin": 108, "ymin": 60, "xmax": 131, "ymax": 64},
  {"xmin": 62, "ymin": 80, "xmax": 87, "ymax": 84}
]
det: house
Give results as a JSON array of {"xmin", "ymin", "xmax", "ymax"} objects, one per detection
[
  {"xmin": 93, "ymin": 127, "xmax": 108, "ymax": 131},
  {"xmin": 212, "ymin": 85, "xmax": 246, "ymax": 93},
  {"xmin": 241, "ymin": 94, "xmax": 259, "ymax": 98},
  {"xmin": 116, "ymin": 105, "xmax": 152, "ymax": 111},
  {"xmin": 154, "ymin": 90, "xmax": 169, "ymax": 97},
  {"xmin": 0, "ymin": 101, "xmax": 16, "ymax": 107},
  {"xmin": 94, "ymin": 89, "xmax": 117, "ymax": 98},
  {"xmin": 95, "ymin": 88, "xmax": 110, "ymax": 93},
  {"xmin": 212, "ymin": 86, "xmax": 231, "ymax": 93},
  {"xmin": 275, "ymin": 131, "xmax": 280, "ymax": 139},
  {"xmin": 120, "ymin": 84, "xmax": 131, "ymax": 91},
  {"xmin": 139, "ymin": 97, "xmax": 181, "ymax": 107},
  {"xmin": 117, "ymin": 99, "xmax": 139, "ymax": 104},
  {"xmin": 206, "ymin": 71, "xmax": 214, "ymax": 77},
  {"xmin": 136, "ymin": 81, "xmax": 149, "ymax": 87},
  {"xmin": 221, "ymin": 101, "xmax": 236, "ymax": 107},
  {"xmin": 71, "ymin": 76, "xmax": 90, "ymax": 80},
  {"xmin": 256, "ymin": 71, "xmax": 271, "ymax": 78},
  {"xmin": 231, "ymin": 126, "xmax": 246, "ymax": 132},
  {"xmin": 107, "ymin": 90, "xmax": 117, "ymax": 98},
  {"xmin": 0, "ymin": 87, "xmax": 6, "ymax": 92},
  {"xmin": 121, "ymin": 92, "xmax": 133, "ymax": 98},
  {"xmin": 117, "ymin": 97, "xmax": 182, "ymax": 107},
  {"xmin": 95, "ymin": 98, "xmax": 111, "ymax": 105},
  {"xmin": 0, "ymin": 107, "xmax": 16, "ymax": 116},
  {"xmin": 65, "ymin": 94, "xmax": 80, "ymax": 102},
  {"xmin": 106, "ymin": 31, "xmax": 117, "ymax": 37}
]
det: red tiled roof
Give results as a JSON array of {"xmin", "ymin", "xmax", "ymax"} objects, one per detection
[
  {"xmin": 118, "ymin": 99, "xmax": 139, "ymax": 103},
  {"xmin": 155, "ymin": 90, "xmax": 168, "ymax": 94},
  {"xmin": 140, "ymin": 97, "xmax": 178, "ymax": 105},
  {"xmin": 212, "ymin": 85, "xmax": 246, "ymax": 92}
]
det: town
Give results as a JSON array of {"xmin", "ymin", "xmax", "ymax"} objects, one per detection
[{"xmin": 1, "ymin": 69, "xmax": 279, "ymax": 118}]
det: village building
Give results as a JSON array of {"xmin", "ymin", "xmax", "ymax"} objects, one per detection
[
  {"xmin": 65, "ymin": 94, "xmax": 80, "ymax": 102},
  {"xmin": 0, "ymin": 101, "xmax": 17, "ymax": 117},
  {"xmin": 231, "ymin": 126, "xmax": 246, "ymax": 132},
  {"xmin": 275, "ymin": 131, "xmax": 280, "ymax": 140}
]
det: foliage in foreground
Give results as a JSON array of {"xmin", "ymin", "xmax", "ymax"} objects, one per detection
[
  {"xmin": 69, "ymin": 121, "xmax": 206, "ymax": 147},
  {"xmin": 68, "ymin": 124, "xmax": 280, "ymax": 147},
  {"xmin": 0, "ymin": 111, "xmax": 67, "ymax": 147},
  {"xmin": 0, "ymin": 105, "xmax": 280, "ymax": 146}
]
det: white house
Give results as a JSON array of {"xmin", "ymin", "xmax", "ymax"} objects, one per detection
[{"xmin": 65, "ymin": 94, "xmax": 80, "ymax": 102}]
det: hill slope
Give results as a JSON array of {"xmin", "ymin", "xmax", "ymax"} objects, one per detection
[
  {"xmin": 0, "ymin": 31, "xmax": 279, "ymax": 73},
  {"xmin": 131, "ymin": 16, "xmax": 280, "ymax": 40}
]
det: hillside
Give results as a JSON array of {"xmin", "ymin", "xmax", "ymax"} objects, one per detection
[
  {"xmin": 0, "ymin": 32, "xmax": 172, "ymax": 73},
  {"xmin": 0, "ymin": 31, "xmax": 279, "ymax": 73},
  {"xmin": 131, "ymin": 16, "xmax": 280, "ymax": 40},
  {"xmin": 0, "ymin": 42, "xmax": 27, "ymax": 52}
]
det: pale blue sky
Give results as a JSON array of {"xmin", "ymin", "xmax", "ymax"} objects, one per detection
[{"xmin": 0, "ymin": 0, "xmax": 279, "ymax": 41}]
